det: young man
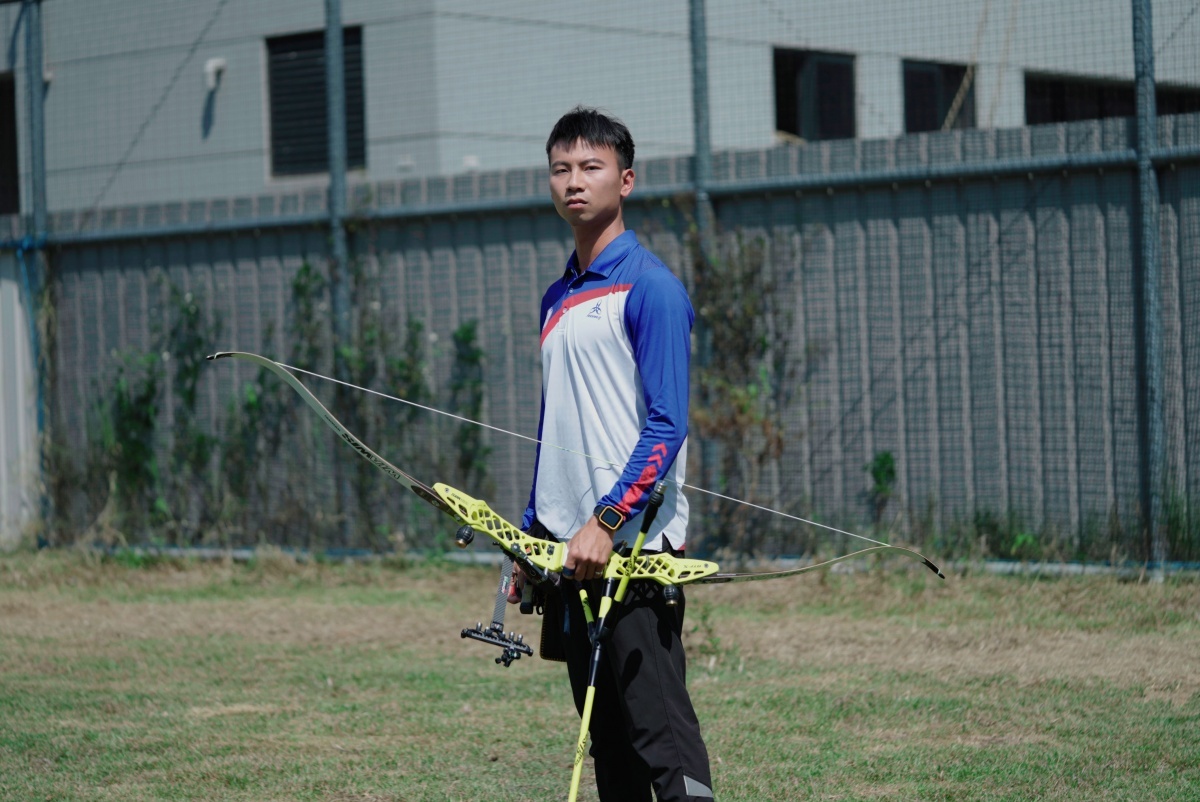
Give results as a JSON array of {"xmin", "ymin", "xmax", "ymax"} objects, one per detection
[{"xmin": 518, "ymin": 106, "xmax": 715, "ymax": 801}]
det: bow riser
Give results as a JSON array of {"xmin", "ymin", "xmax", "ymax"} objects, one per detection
[{"xmin": 433, "ymin": 483, "xmax": 722, "ymax": 585}]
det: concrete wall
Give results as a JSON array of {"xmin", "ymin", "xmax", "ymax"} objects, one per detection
[
  {"xmin": 44, "ymin": 117, "xmax": 1200, "ymax": 553},
  {"xmin": 0, "ymin": 251, "xmax": 37, "ymax": 549}
]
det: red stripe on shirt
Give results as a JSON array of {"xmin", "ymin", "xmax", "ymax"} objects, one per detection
[
  {"xmin": 618, "ymin": 463, "xmax": 658, "ymax": 514},
  {"xmin": 617, "ymin": 445, "xmax": 667, "ymax": 514},
  {"xmin": 539, "ymin": 284, "xmax": 633, "ymax": 347}
]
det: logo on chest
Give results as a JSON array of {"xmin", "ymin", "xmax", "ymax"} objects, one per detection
[{"xmin": 587, "ymin": 301, "xmax": 603, "ymax": 319}]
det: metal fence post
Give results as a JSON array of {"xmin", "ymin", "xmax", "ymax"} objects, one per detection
[
  {"xmin": 325, "ymin": 0, "xmax": 350, "ymax": 355},
  {"xmin": 24, "ymin": 0, "xmax": 46, "ymax": 237},
  {"xmin": 689, "ymin": 0, "xmax": 718, "ymax": 510},
  {"xmin": 24, "ymin": 0, "xmax": 48, "ymax": 534},
  {"xmin": 690, "ymin": 0, "xmax": 714, "ymax": 257},
  {"xmin": 326, "ymin": 0, "xmax": 353, "ymax": 545},
  {"xmin": 1131, "ymin": 0, "xmax": 1166, "ymax": 576}
]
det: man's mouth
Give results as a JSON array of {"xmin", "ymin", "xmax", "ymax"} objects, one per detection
[{"xmin": 565, "ymin": 198, "xmax": 586, "ymax": 208}]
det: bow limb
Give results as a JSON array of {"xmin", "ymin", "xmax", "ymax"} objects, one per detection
[
  {"xmin": 698, "ymin": 545, "xmax": 945, "ymax": 584},
  {"xmin": 207, "ymin": 351, "xmax": 457, "ymax": 515},
  {"xmin": 206, "ymin": 351, "xmax": 565, "ymax": 579}
]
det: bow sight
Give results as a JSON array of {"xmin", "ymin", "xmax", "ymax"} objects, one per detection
[
  {"xmin": 461, "ymin": 620, "xmax": 532, "ymax": 667},
  {"xmin": 456, "ymin": 526, "xmax": 537, "ymax": 667}
]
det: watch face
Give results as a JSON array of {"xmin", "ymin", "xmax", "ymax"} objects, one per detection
[{"xmin": 597, "ymin": 506, "xmax": 623, "ymax": 531}]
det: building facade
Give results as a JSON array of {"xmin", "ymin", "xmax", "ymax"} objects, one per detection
[{"xmin": 2, "ymin": 0, "xmax": 1196, "ymax": 217}]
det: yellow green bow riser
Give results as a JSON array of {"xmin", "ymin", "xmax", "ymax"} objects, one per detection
[{"xmin": 433, "ymin": 483, "xmax": 720, "ymax": 584}]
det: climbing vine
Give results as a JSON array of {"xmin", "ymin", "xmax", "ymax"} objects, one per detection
[
  {"xmin": 449, "ymin": 319, "xmax": 492, "ymax": 494},
  {"xmin": 46, "ymin": 252, "xmax": 489, "ymax": 553},
  {"xmin": 689, "ymin": 227, "xmax": 803, "ymax": 558}
]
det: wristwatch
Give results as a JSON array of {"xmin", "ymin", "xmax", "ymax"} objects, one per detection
[{"xmin": 593, "ymin": 504, "xmax": 625, "ymax": 534}]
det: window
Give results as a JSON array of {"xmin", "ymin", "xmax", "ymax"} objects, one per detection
[
  {"xmin": 1155, "ymin": 85, "xmax": 1200, "ymax": 116},
  {"xmin": 774, "ymin": 48, "xmax": 856, "ymax": 141},
  {"xmin": 1026, "ymin": 74, "xmax": 1200, "ymax": 125},
  {"xmin": 903, "ymin": 60, "xmax": 975, "ymax": 133},
  {"xmin": 1, "ymin": 73, "xmax": 18, "ymax": 215},
  {"xmin": 267, "ymin": 28, "xmax": 365, "ymax": 176},
  {"xmin": 1026, "ymin": 75, "xmax": 1133, "ymax": 125}
]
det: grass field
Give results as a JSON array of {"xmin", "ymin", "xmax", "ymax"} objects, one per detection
[{"xmin": 1, "ymin": 550, "xmax": 1198, "ymax": 801}]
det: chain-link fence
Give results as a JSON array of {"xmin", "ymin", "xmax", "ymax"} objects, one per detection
[{"xmin": 1, "ymin": 0, "xmax": 1197, "ymax": 563}]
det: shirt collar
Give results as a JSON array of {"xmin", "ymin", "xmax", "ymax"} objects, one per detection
[{"xmin": 564, "ymin": 230, "xmax": 638, "ymax": 280}]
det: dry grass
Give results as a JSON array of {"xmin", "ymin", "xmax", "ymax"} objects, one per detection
[
  {"xmin": 1, "ymin": 550, "xmax": 1198, "ymax": 801},
  {"xmin": 701, "ymin": 571, "xmax": 1200, "ymax": 708}
]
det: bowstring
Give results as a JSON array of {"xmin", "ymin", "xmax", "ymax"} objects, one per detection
[{"xmin": 278, "ymin": 360, "xmax": 894, "ymax": 551}]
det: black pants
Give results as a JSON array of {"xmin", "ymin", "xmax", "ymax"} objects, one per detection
[{"xmin": 558, "ymin": 577, "xmax": 715, "ymax": 802}]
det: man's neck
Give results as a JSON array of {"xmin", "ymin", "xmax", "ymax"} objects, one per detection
[{"xmin": 572, "ymin": 216, "xmax": 626, "ymax": 273}]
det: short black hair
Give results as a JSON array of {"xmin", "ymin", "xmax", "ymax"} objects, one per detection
[{"xmin": 546, "ymin": 106, "xmax": 635, "ymax": 172}]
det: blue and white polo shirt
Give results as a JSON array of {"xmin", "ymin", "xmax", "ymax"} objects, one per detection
[{"xmin": 521, "ymin": 230, "xmax": 692, "ymax": 553}]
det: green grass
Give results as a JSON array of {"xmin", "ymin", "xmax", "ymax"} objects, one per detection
[{"xmin": 1, "ymin": 551, "xmax": 1198, "ymax": 800}]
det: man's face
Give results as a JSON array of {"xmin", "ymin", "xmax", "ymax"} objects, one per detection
[{"xmin": 548, "ymin": 139, "xmax": 634, "ymax": 229}]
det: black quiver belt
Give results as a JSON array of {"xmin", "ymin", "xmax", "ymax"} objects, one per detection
[{"xmin": 538, "ymin": 583, "xmax": 567, "ymax": 662}]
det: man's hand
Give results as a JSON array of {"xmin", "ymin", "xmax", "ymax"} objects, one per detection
[{"xmin": 563, "ymin": 517, "xmax": 615, "ymax": 581}]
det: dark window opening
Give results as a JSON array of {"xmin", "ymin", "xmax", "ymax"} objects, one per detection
[
  {"xmin": 267, "ymin": 28, "xmax": 365, "ymax": 177},
  {"xmin": 1, "ymin": 73, "xmax": 18, "ymax": 215},
  {"xmin": 1026, "ymin": 74, "xmax": 1200, "ymax": 125},
  {"xmin": 904, "ymin": 60, "xmax": 976, "ymax": 133},
  {"xmin": 774, "ymin": 48, "xmax": 856, "ymax": 141},
  {"xmin": 1157, "ymin": 85, "xmax": 1200, "ymax": 116},
  {"xmin": 1026, "ymin": 75, "xmax": 1133, "ymax": 124}
]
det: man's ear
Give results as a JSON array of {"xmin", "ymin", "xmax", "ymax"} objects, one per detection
[{"xmin": 620, "ymin": 168, "xmax": 635, "ymax": 199}]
